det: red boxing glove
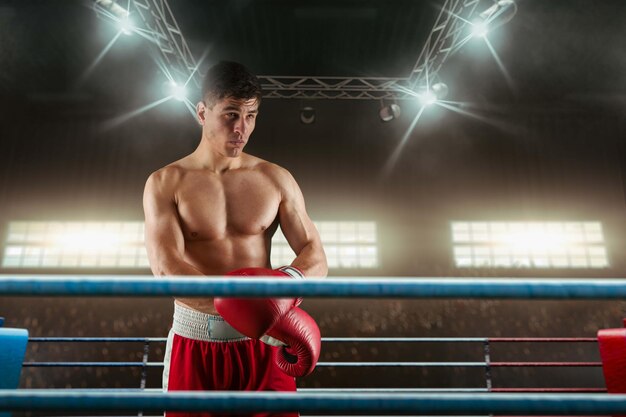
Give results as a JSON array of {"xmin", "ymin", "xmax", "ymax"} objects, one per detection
[
  {"xmin": 262, "ymin": 307, "xmax": 321, "ymax": 377},
  {"xmin": 214, "ymin": 267, "xmax": 303, "ymax": 339}
]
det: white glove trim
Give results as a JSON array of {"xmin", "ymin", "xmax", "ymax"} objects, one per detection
[
  {"xmin": 260, "ymin": 334, "xmax": 287, "ymax": 347},
  {"xmin": 278, "ymin": 265, "xmax": 305, "ymax": 279}
]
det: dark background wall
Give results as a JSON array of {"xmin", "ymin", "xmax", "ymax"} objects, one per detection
[
  {"xmin": 1, "ymin": 99, "xmax": 625, "ymax": 276},
  {"xmin": 1, "ymin": 0, "xmax": 626, "ymax": 393}
]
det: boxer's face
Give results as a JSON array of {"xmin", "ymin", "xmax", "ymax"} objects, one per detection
[{"xmin": 197, "ymin": 96, "xmax": 259, "ymax": 158}]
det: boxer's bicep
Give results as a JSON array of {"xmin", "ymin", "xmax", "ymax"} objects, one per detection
[
  {"xmin": 277, "ymin": 171, "xmax": 320, "ymax": 256},
  {"xmin": 143, "ymin": 172, "xmax": 186, "ymax": 275}
]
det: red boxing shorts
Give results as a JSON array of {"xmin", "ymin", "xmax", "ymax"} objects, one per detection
[{"xmin": 163, "ymin": 303, "xmax": 297, "ymax": 417}]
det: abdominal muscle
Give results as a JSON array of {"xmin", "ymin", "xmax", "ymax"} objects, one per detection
[{"xmin": 174, "ymin": 234, "xmax": 272, "ymax": 314}]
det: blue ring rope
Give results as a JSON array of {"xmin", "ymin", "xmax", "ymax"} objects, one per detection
[
  {"xmin": 27, "ymin": 336, "xmax": 599, "ymax": 343},
  {"xmin": 22, "ymin": 362, "xmax": 163, "ymax": 367},
  {"xmin": 29, "ymin": 336, "xmax": 490, "ymax": 343},
  {"xmin": 21, "ymin": 360, "xmax": 603, "ymax": 368},
  {"xmin": 1, "ymin": 391, "xmax": 626, "ymax": 414},
  {"xmin": 1, "ymin": 276, "xmax": 626, "ymax": 298},
  {"xmin": 28, "ymin": 337, "xmax": 166, "ymax": 342}
]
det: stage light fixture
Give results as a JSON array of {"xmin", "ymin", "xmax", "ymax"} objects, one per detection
[
  {"xmin": 480, "ymin": 0, "xmax": 517, "ymax": 22},
  {"xmin": 94, "ymin": 0, "xmax": 127, "ymax": 17},
  {"xmin": 118, "ymin": 15, "xmax": 135, "ymax": 35},
  {"xmin": 379, "ymin": 103, "xmax": 401, "ymax": 122},
  {"xmin": 419, "ymin": 90, "xmax": 438, "ymax": 106},
  {"xmin": 471, "ymin": 20, "xmax": 489, "ymax": 38},
  {"xmin": 472, "ymin": 0, "xmax": 517, "ymax": 38},
  {"xmin": 300, "ymin": 106, "xmax": 316, "ymax": 124},
  {"xmin": 431, "ymin": 82, "xmax": 449, "ymax": 100},
  {"xmin": 166, "ymin": 81, "xmax": 187, "ymax": 102},
  {"xmin": 93, "ymin": 0, "xmax": 134, "ymax": 35}
]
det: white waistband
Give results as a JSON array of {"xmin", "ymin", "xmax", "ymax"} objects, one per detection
[{"xmin": 172, "ymin": 303, "xmax": 248, "ymax": 342}]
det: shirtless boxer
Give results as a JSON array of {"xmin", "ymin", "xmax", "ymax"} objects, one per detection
[{"xmin": 143, "ymin": 61, "xmax": 327, "ymax": 416}]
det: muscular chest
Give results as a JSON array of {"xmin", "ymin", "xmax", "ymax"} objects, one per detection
[{"xmin": 176, "ymin": 172, "xmax": 280, "ymax": 240}]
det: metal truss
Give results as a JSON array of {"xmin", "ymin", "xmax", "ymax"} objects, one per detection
[
  {"xmin": 261, "ymin": 0, "xmax": 483, "ymax": 100},
  {"xmin": 130, "ymin": 0, "xmax": 486, "ymax": 99},
  {"xmin": 407, "ymin": 0, "xmax": 482, "ymax": 91},
  {"xmin": 258, "ymin": 77, "xmax": 415, "ymax": 100},
  {"xmin": 131, "ymin": 0, "xmax": 201, "ymax": 89}
]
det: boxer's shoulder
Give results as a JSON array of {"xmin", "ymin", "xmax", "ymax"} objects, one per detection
[
  {"xmin": 239, "ymin": 154, "xmax": 294, "ymax": 185},
  {"xmin": 147, "ymin": 163, "xmax": 186, "ymax": 189},
  {"xmin": 252, "ymin": 156, "xmax": 295, "ymax": 183},
  {"xmin": 146, "ymin": 160, "xmax": 205, "ymax": 207},
  {"xmin": 153, "ymin": 153, "xmax": 215, "ymax": 183}
]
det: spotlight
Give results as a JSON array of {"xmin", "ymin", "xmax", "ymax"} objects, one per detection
[
  {"xmin": 419, "ymin": 90, "xmax": 438, "ymax": 106},
  {"xmin": 93, "ymin": 0, "xmax": 134, "ymax": 35},
  {"xmin": 379, "ymin": 103, "xmax": 401, "ymax": 122},
  {"xmin": 94, "ymin": 0, "xmax": 128, "ymax": 18},
  {"xmin": 480, "ymin": 0, "xmax": 516, "ymax": 21},
  {"xmin": 163, "ymin": 81, "xmax": 187, "ymax": 101},
  {"xmin": 118, "ymin": 15, "xmax": 135, "ymax": 35},
  {"xmin": 471, "ymin": 20, "xmax": 489, "ymax": 38},
  {"xmin": 431, "ymin": 82, "xmax": 449, "ymax": 100},
  {"xmin": 473, "ymin": 0, "xmax": 517, "ymax": 37},
  {"xmin": 300, "ymin": 106, "xmax": 316, "ymax": 124},
  {"xmin": 172, "ymin": 85, "xmax": 187, "ymax": 102}
]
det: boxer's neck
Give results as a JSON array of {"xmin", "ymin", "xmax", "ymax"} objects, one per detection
[{"xmin": 191, "ymin": 138, "xmax": 244, "ymax": 173}]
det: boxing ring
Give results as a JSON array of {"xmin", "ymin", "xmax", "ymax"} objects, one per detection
[{"xmin": 1, "ymin": 276, "xmax": 626, "ymax": 415}]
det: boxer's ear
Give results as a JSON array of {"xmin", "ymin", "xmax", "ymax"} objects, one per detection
[{"xmin": 196, "ymin": 101, "xmax": 206, "ymax": 126}]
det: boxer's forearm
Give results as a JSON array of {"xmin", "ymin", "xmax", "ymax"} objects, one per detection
[
  {"xmin": 290, "ymin": 241, "xmax": 328, "ymax": 278},
  {"xmin": 148, "ymin": 251, "xmax": 205, "ymax": 277}
]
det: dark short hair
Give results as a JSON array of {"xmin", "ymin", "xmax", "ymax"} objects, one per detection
[{"xmin": 201, "ymin": 61, "xmax": 262, "ymax": 108}]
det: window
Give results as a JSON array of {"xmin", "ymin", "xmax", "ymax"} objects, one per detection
[
  {"xmin": 451, "ymin": 221, "xmax": 609, "ymax": 268},
  {"xmin": 2, "ymin": 220, "xmax": 380, "ymax": 270},
  {"xmin": 2, "ymin": 221, "xmax": 148, "ymax": 268},
  {"xmin": 271, "ymin": 221, "xmax": 379, "ymax": 269}
]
